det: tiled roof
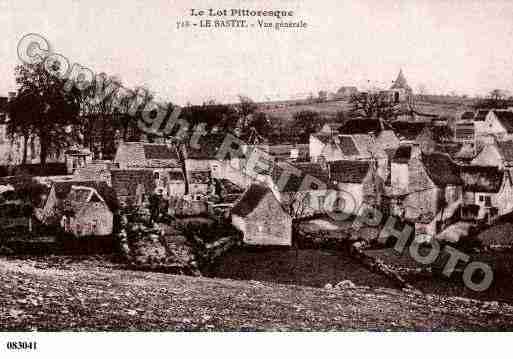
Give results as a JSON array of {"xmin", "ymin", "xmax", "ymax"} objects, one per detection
[
  {"xmin": 460, "ymin": 166, "xmax": 504, "ymax": 193},
  {"xmin": 474, "ymin": 109, "xmax": 489, "ymax": 122},
  {"xmin": 186, "ymin": 133, "xmax": 236, "ymax": 160},
  {"xmin": 312, "ymin": 133, "xmax": 332, "ymax": 143},
  {"xmin": 392, "ymin": 145, "xmax": 411, "ymax": 163},
  {"xmin": 328, "ymin": 160, "xmax": 371, "ymax": 184},
  {"xmin": 51, "ymin": 180, "xmax": 118, "ymax": 211},
  {"xmin": 461, "ymin": 111, "xmax": 475, "ymax": 120},
  {"xmin": 497, "ymin": 141, "xmax": 513, "ymax": 162},
  {"xmin": 391, "ymin": 121, "xmax": 429, "ymax": 141},
  {"xmin": 143, "ymin": 144, "xmax": 178, "ymax": 159},
  {"xmin": 494, "ymin": 111, "xmax": 513, "ymax": 133},
  {"xmin": 231, "ymin": 184, "xmax": 274, "ymax": 217},
  {"xmin": 115, "ymin": 142, "xmax": 180, "ymax": 168},
  {"xmin": 339, "ymin": 119, "xmax": 392, "ymax": 135},
  {"xmin": 273, "ymin": 162, "xmax": 329, "ymax": 192},
  {"xmin": 422, "ymin": 153, "xmax": 462, "ymax": 186},
  {"xmin": 338, "ymin": 135, "xmax": 360, "ymax": 156}
]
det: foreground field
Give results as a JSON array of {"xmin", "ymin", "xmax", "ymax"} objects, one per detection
[{"xmin": 1, "ymin": 256, "xmax": 512, "ymax": 331}]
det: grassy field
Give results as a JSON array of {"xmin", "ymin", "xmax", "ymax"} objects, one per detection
[
  {"xmin": 211, "ymin": 248, "xmax": 397, "ymax": 289},
  {"xmin": 259, "ymin": 97, "xmax": 472, "ymax": 122},
  {"xmin": 1, "ymin": 255, "xmax": 513, "ymax": 331},
  {"xmin": 366, "ymin": 247, "xmax": 513, "ymax": 304}
]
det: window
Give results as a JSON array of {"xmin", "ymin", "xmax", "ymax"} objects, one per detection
[
  {"xmin": 484, "ymin": 196, "xmax": 492, "ymax": 207},
  {"xmin": 153, "ymin": 171, "xmax": 160, "ymax": 180},
  {"xmin": 479, "ymin": 195, "xmax": 484, "ymax": 202}
]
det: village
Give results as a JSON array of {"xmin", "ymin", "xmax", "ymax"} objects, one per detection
[{"xmin": 2, "ymin": 67, "xmax": 513, "ymax": 303}]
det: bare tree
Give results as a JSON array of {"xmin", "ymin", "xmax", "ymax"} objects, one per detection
[{"xmin": 349, "ymin": 91, "xmax": 400, "ymax": 122}]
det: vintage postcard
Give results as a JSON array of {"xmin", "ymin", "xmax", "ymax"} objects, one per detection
[{"xmin": 0, "ymin": 0, "xmax": 512, "ymax": 356}]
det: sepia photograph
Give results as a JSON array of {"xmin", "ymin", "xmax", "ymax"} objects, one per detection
[{"xmin": 1, "ymin": 0, "xmax": 513, "ymax": 355}]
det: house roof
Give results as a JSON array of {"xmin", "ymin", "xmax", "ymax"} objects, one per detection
[
  {"xmin": 328, "ymin": 160, "xmax": 371, "ymax": 184},
  {"xmin": 392, "ymin": 145, "xmax": 412, "ymax": 163},
  {"xmin": 461, "ymin": 111, "xmax": 475, "ymax": 120},
  {"xmin": 338, "ymin": 135, "xmax": 360, "ymax": 156},
  {"xmin": 114, "ymin": 142, "xmax": 180, "ymax": 168},
  {"xmin": 460, "ymin": 166, "xmax": 504, "ymax": 193},
  {"xmin": 474, "ymin": 109, "xmax": 489, "ymax": 122},
  {"xmin": 391, "ymin": 121, "xmax": 429, "ymax": 141},
  {"xmin": 51, "ymin": 180, "xmax": 118, "ymax": 211},
  {"xmin": 493, "ymin": 110, "xmax": 513, "ymax": 133},
  {"xmin": 339, "ymin": 119, "xmax": 392, "ymax": 135},
  {"xmin": 421, "ymin": 153, "xmax": 462, "ymax": 186},
  {"xmin": 231, "ymin": 183, "xmax": 275, "ymax": 217},
  {"xmin": 497, "ymin": 141, "xmax": 513, "ymax": 162},
  {"xmin": 312, "ymin": 133, "xmax": 332, "ymax": 143},
  {"xmin": 272, "ymin": 162, "xmax": 330, "ymax": 192},
  {"xmin": 352, "ymin": 133, "xmax": 385, "ymax": 158},
  {"xmin": 110, "ymin": 169, "xmax": 155, "ymax": 198},
  {"xmin": 186, "ymin": 133, "xmax": 237, "ymax": 160}
]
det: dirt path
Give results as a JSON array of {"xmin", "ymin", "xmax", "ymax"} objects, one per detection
[{"xmin": 1, "ymin": 257, "xmax": 512, "ymax": 331}]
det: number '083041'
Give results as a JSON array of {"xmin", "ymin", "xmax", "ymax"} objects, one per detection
[{"xmin": 6, "ymin": 341, "xmax": 37, "ymax": 350}]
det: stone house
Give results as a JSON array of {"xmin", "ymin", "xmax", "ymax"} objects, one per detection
[
  {"xmin": 402, "ymin": 150, "xmax": 463, "ymax": 235},
  {"xmin": 327, "ymin": 160, "xmax": 381, "ymax": 212},
  {"xmin": 231, "ymin": 183, "xmax": 292, "ymax": 246},
  {"xmin": 319, "ymin": 122, "xmax": 344, "ymax": 136},
  {"xmin": 309, "ymin": 132, "xmax": 333, "ymax": 163},
  {"xmin": 40, "ymin": 180, "xmax": 118, "ymax": 232},
  {"xmin": 460, "ymin": 166, "xmax": 513, "ymax": 221},
  {"xmin": 269, "ymin": 162, "xmax": 332, "ymax": 218},
  {"xmin": 110, "ymin": 169, "xmax": 155, "ymax": 207},
  {"xmin": 472, "ymin": 140, "xmax": 513, "ymax": 170},
  {"xmin": 391, "ymin": 121, "xmax": 436, "ymax": 153},
  {"xmin": 59, "ymin": 185, "xmax": 114, "ymax": 237},
  {"xmin": 113, "ymin": 141, "xmax": 184, "ymax": 198},
  {"xmin": 474, "ymin": 110, "xmax": 513, "ymax": 141},
  {"xmin": 185, "ymin": 133, "xmax": 249, "ymax": 192},
  {"xmin": 73, "ymin": 160, "xmax": 118, "ymax": 186}
]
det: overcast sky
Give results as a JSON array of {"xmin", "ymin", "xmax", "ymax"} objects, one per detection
[{"xmin": 1, "ymin": 0, "xmax": 513, "ymax": 104}]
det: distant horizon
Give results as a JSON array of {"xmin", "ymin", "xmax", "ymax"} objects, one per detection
[{"xmin": 2, "ymin": 0, "xmax": 513, "ymax": 105}]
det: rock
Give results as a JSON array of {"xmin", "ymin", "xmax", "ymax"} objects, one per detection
[
  {"xmin": 483, "ymin": 301, "xmax": 500, "ymax": 310},
  {"xmin": 335, "ymin": 280, "xmax": 356, "ymax": 290},
  {"xmin": 324, "ymin": 283, "xmax": 333, "ymax": 290}
]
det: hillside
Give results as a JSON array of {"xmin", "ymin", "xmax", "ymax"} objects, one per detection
[
  {"xmin": 259, "ymin": 97, "xmax": 474, "ymax": 122},
  {"xmin": 1, "ymin": 256, "xmax": 512, "ymax": 331}
]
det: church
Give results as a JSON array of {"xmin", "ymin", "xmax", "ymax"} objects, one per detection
[{"xmin": 387, "ymin": 69, "xmax": 412, "ymax": 103}]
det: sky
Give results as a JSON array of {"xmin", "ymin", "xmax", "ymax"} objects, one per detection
[{"xmin": 1, "ymin": 0, "xmax": 513, "ymax": 105}]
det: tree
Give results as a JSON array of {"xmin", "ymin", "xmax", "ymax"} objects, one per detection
[
  {"xmin": 292, "ymin": 110, "xmax": 322, "ymax": 142},
  {"xmin": 473, "ymin": 89, "xmax": 511, "ymax": 109},
  {"xmin": 238, "ymin": 95, "xmax": 258, "ymax": 119},
  {"xmin": 349, "ymin": 91, "xmax": 400, "ymax": 122},
  {"xmin": 9, "ymin": 61, "xmax": 81, "ymax": 165}
]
